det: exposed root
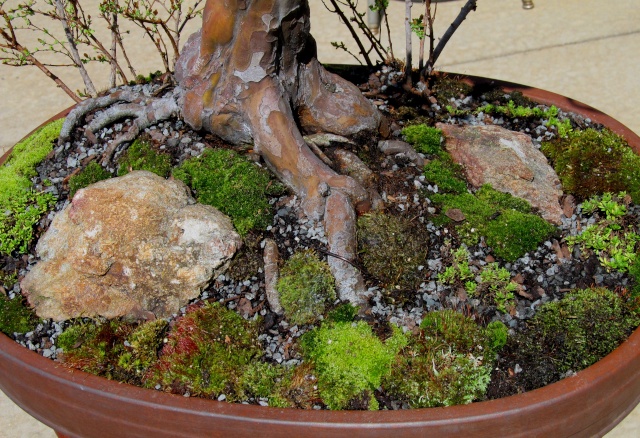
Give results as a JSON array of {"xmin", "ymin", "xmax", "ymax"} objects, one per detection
[{"xmin": 58, "ymin": 87, "xmax": 181, "ymax": 165}]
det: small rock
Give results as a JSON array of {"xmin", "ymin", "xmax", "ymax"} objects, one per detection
[{"xmin": 445, "ymin": 208, "xmax": 465, "ymax": 222}]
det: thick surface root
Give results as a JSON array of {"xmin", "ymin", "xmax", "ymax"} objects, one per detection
[{"xmin": 58, "ymin": 87, "xmax": 181, "ymax": 164}]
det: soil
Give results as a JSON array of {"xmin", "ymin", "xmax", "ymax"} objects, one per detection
[{"xmin": 1, "ymin": 67, "xmax": 639, "ymax": 407}]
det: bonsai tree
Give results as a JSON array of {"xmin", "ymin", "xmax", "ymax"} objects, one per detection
[{"xmin": 57, "ymin": 0, "xmax": 386, "ymax": 304}]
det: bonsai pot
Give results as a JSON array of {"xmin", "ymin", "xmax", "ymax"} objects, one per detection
[{"xmin": 1, "ymin": 74, "xmax": 639, "ymax": 438}]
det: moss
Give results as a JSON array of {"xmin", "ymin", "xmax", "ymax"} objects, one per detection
[
  {"xmin": 117, "ymin": 138, "xmax": 172, "ymax": 178},
  {"xmin": 173, "ymin": 149, "xmax": 285, "ymax": 236},
  {"xmin": 118, "ymin": 319, "xmax": 168, "ymax": 375},
  {"xmin": 0, "ymin": 189, "xmax": 56, "ymax": 255},
  {"xmin": 567, "ymin": 193, "xmax": 640, "ymax": 273},
  {"xmin": 143, "ymin": 302, "xmax": 262, "ymax": 399},
  {"xmin": 541, "ymin": 128, "xmax": 640, "ymax": 202},
  {"xmin": 58, "ymin": 319, "xmax": 166, "ymax": 383},
  {"xmin": 276, "ymin": 250, "xmax": 336, "ymax": 325},
  {"xmin": 423, "ymin": 158, "xmax": 467, "ymax": 194},
  {"xmin": 357, "ymin": 212, "xmax": 429, "ymax": 290},
  {"xmin": 401, "ymin": 124, "xmax": 443, "ymax": 155},
  {"xmin": 68, "ymin": 162, "xmax": 112, "ymax": 197},
  {"xmin": 58, "ymin": 320, "xmax": 132, "ymax": 380},
  {"xmin": 2, "ymin": 119, "xmax": 63, "ymax": 182},
  {"xmin": 384, "ymin": 310, "xmax": 501, "ymax": 408},
  {"xmin": 328, "ymin": 303, "xmax": 358, "ymax": 323},
  {"xmin": 237, "ymin": 361, "xmax": 289, "ymax": 400},
  {"xmin": 301, "ymin": 321, "xmax": 407, "ymax": 410},
  {"xmin": 0, "ymin": 119, "xmax": 61, "ymax": 255},
  {"xmin": 0, "ymin": 295, "xmax": 38, "ymax": 335},
  {"xmin": 432, "ymin": 185, "xmax": 555, "ymax": 262},
  {"xmin": 505, "ymin": 287, "xmax": 639, "ymax": 391}
]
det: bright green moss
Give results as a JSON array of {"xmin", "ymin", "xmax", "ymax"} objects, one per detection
[
  {"xmin": 117, "ymin": 139, "xmax": 172, "ymax": 178},
  {"xmin": 506, "ymin": 288, "xmax": 639, "ymax": 390},
  {"xmin": 423, "ymin": 158, "xmax": 466, "ymax": 194},
  {"xmin": 0, "ymin": 120, "xmax": 61, "ymax": 255},
  {"xmin": 2, "ymin": 119, "xmax": 63, "ymax": 181},
  {"xmin": 357, "ymin": 212, "xmax": 429, "ymax": 290},
  {"xmin": 277, "ymin": 250, "xmax": 336, "ymax": 325},
  {"xmin": 0, "ymin": 296, "xmax": 38, "ymax": 335},
  {"xmin": 541, "ymin": 128, "xmax": 640, "ymax": 202},
  {"xmin": 302, "ymin": 321, "xmax": 407, "ymax": 410},
  {"xmin": 0, "ymin": 189, "xmax": 56, "ymax": 255},
  {"xmin": 384, "ymin": 310, "xmax": 503, "ymax": 408},
  {"xmin": 143, "ymin": 303, "xmax": 262, "ymax": 399},
  {"xmin": 432, "ymin": 185, "xmax": 555, "ymax": 262},
  {"xmin": 173, "ymin": 149, "xmax": 284, "ymax": 236},
  {"xmin": 401, "ymin": 124, "xmax": 443, "ymax": 155},
  {"xmin": 68, "ymin": 161, "xmax": 112, "ymax": 197}
]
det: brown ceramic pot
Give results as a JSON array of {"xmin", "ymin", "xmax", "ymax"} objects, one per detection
[{"xmin": 1, "ymin": 75, "xmax": 639, "ymax": 438}]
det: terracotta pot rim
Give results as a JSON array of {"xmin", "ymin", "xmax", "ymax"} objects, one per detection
[{"xmin": 1, "ymin": 72, "xmax": 639, "ymax": 437}]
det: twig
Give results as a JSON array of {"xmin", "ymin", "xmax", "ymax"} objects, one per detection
[{"xmin": 423, "ymin": 0, "xmax": 477, "ymax": 75}]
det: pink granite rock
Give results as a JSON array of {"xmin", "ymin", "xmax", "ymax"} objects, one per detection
[
  {"xmin": 21, "ymin": 171, "xmax": 241, "ymax": 321},
  {"xmin": 438, "ymin": 123, "xmax": 564, "ymax": 224}
]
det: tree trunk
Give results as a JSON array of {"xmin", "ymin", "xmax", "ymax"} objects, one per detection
[{"xmin": 175, "ymin": 0, "xmax": 382, "ymax": 304}]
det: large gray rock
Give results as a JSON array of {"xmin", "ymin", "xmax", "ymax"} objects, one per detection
[
  {"xmin": 438, "ymin": 124, "xmax": 564, "ymax": 224},
  {"xmin": 21, "ymin": 171, "xmax": 241, "ymax": 321}
]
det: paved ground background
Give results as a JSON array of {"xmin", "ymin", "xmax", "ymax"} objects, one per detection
[{"xmin": 1, "ymin": 0, "xmax": 639, "ymax": 436}]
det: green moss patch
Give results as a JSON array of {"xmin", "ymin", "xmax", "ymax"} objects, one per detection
[
  {"xmin": 504, "ymin": 287, "xmax": 639, "ymax": 391},
  {"xmin": 541, "ymin": 128, "xmax": 640, "ymax": 202},
  {"xmin": 401, "ymin": 124, "xmax": 443, "ymax": 155},
  {"xmin": 302, "ymin": 321, "xmax": 407, "ymax": 410},
  {"xmin": 173, "ymin": 149, "xmax": 284, "ymax": 236},
  {"xmin": 432, "ymin": 185, "xmax": 555, "ymax": 262},
  {"xmin": 423, "ymin": 158, "xmax": 467, "ymax": 194},
  {"xmin": 117, "ymin": 138, "xmax": 172, "ymax": 178},
  {"xmin": 0, "ymin": 296, "xmax": 38, "ymax": 335},
  {"xmin": 68, "ymin": 161, "xmax": 112, "ymax": 197},
  {"xmin": 58, "ymin": 319, "xmax": 167, "ymax": 383},
  {"xmin": 277, "ymin": 249, "xmax": 336, "ymax": 325},
  {"xmin": 143, "ymin": 303, "xmax": 263, "ymax": 399},
  {"xmin": 0, "ymin": 120, "xmax": 61, "ymax": 255},
  {"xmin": 384, "ymin": 310, "xmax": 506, "ymax": 408}
]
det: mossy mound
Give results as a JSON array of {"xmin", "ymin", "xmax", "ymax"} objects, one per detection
[
  {"xmin": 58, "ymin": 319, "xmax": 167, "ymax": 384},
  {"xmin": 423, "ymin": 157, "xmax": 466, "ymax": 194},
  {"xmin": 503, "ymin": 287, "xmax": 639, "ymax": 391},
  {"xmin": 277, "ymin": 249, "xmax": 336, "ymax": 325},
  {"xmin": 0, "ymin": 120, "xmax": 61, "ymax": 255},
  {"xmin": 541, "ymin": 128, "xmax": 640, "ymax": 202},
  {"xmin": 432, "ymin": 185, "xmax": 556, "ymax": 262},
  {"xmin": 68, "ymin": 162, "xmax": 113, "ymax": 197},
  {"xmin": 301, "ymin": 321, "xmax": 407, "ymax": 410},
  {"xmin": 357, "ymin": 212, "xmax": 429, "ymax": 290},
  {"xmin": 143, "ymin": 303, "xmax": 263, "ymax": 399},
  {"xmin": 173, "ymin": 149, "xmax": 284, "ymax": 236},
  {"xmin": 401, "ymin": 124, "xmax": 443, "ymax": 155},
  {"xmin": 117, "ymin": 138, "xmax": 172, "ymax": 178},
  {"xmin": 384, "ymin": 310, "xmax": 507, "ymax": 408},
  {"xmin": 0, "ymin": 295, "xmax": 38, "ymax": 335}
]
